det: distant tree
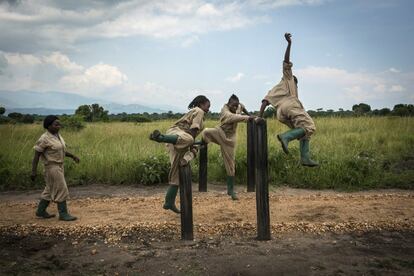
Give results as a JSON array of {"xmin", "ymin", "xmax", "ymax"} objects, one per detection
[
  {"xmin": 91, "ymin": 103, "xmax": 109, "ymax": 122},
  {"xmin": 352, "ymin": 103, "xmax": 371, "ymax": 115},
  {"xmin": 8, "ymin": 112, "xmax": 23, "ymax": 121},
  {"xmin": 393, "ymin": 104, "xmax": 410, "ymax": 116},
  {"xmin": 21, "ymin": 114, "xmax": 34, "ymax": 124},
  {"xmin": 0, "ymin": 106, "xmax": 5, "ymax": 116},
  {"xmin": 338, "ymin": 108, "xmax": 344, "ymax": 112},
  {"xmin": 316, "ymin": 108, "xmax": 323, "ymax": 112},
  {"xmin": 75, "ymin": 105, "xmax": 93, "ymax": 121},
  {"xmin": 379, "ymin": 108, "xmax": 391, "ymax": 116}
]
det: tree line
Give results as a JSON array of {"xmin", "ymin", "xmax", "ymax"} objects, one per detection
[{"xmin": 0, "ymin": 103, "xmax": 413, "ymax": 127}]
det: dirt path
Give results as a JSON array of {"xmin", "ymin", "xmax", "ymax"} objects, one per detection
[{"xmin": 1, "ymin": 184, "xmax": 413, "ymax": 275}]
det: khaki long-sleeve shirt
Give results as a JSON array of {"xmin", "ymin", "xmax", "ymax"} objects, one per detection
[
  {"xmin": 219, "ymin": 103, "xmax": 249, "ymax": 139},
  {"xmin": 173, "ymin": 107, "xmax": 205, "ymax": 136},
  {"xmin": 263, "ymin": 61, "xmax": 299, "ymax": 108}
]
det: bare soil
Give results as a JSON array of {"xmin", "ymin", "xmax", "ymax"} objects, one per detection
[{"xmin": 1, "ymin": 184, "xmax": 413, "ymax": 275}]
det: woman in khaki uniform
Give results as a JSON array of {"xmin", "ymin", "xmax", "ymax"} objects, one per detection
[
  {"xmin": 150, "ymin": 95, "xmax": 210, "ymax": 213},
  {"xmin": 202, "ymin": 94, "xmax": 253, "ymax": 200},
  {"xmin": 31, "ymin": 115, "xmax": 79, "ymax": 221},
  {"xmin": 259, "ymin": 33, "xmax": 318, "ymax": 167}
]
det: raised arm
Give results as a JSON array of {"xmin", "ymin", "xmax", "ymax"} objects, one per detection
[{"xmin": 284, "ymin": 33, "xmax": 292, "ymax": 63}]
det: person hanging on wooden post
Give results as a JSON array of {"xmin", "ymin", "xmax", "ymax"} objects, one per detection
[
  {"xmin": 201, "ymin": 94, "xmax": 255, "ymax": 200},
  {"xmin": 149, "ymin": 95, "xmax": 210, "ymax": 213},
  {"xmin": 259, "ymin": 33, "xmax": 319, "ymax": 167}
]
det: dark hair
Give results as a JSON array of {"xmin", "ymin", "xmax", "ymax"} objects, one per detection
[
  {"xmin": 188, "ymin": 95, "xmax": 210, "ymax": 109},
  {"xmin": 43, "ymin": 115, "xmax": 59, "ymax": 129},
  {"xmin": 293, "ymin": 75, "xmax": 298, "ymax": 85},
  {"xmin": 228, "ymin": 94, "xmax": 239, "ymax": 103}
]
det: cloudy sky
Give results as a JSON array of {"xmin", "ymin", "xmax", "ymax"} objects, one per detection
[{"xmin": 0, "ymin": 0, "xmax": 413, "ymax": 112}]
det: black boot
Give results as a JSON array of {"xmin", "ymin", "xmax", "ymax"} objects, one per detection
[
  {"xmin": 36, "ymin": 199, "xmax": 55, "ymax": 219},
  {"xmin": 163, "ymin": 185, "xmax": 180, "ymax": 213},
  {"xmin": 57, "ymin": 201, "xmax": 77, "ymax": 221}
]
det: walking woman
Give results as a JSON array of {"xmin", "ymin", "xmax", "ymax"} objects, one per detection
[
  {"xmin": 31, "ymin": 115, "xmax": 79, "ymax": 221},
  {"xmin": 201, "ymin": 94, "xmax": 253, "ymax": 200},
  {"xmin": 150, "ymin": 95, "xmax": 210, "ymax": 213}
]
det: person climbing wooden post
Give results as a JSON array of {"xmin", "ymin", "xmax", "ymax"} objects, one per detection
[
  {"xmin": 247, "ymin": 119, "xmax": 256, "ymax": 192},
  {"xmin": 199, "ymin": 143, "xmax": 208, "ymax": 192},
  {"xmin": 179, "ymin": 164, "xmax": 193, "ymax": 240},
  {"xmin": 255, "ymin": 118, "xmax": 271, "ymax": 240}
]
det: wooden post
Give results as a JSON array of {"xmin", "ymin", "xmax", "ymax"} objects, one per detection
[
  {"xmin": 179, "ymin": 164, "xmax": 194, "ymax": 240},
  {"xmin": 247, "ymin": 119, "xmax": 256, "ymax": 192},
  {"xmin": 199, "ymin": 144, "xmax": 208, "ymax": 192},
  {"xmin": 255, "ymin": 120, "xmax": 271, "ymax": 240}
]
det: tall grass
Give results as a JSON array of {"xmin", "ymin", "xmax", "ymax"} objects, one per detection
[{"xmin": 0, "ymin": 117, "xmax": 413, "ymax": 191}]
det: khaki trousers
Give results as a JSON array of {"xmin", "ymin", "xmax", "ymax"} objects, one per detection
[
  {"xmin": 41, "ymin": 163, "xmax": 69, "ymax": 203},
  {"xmin": 202, "ymin": 127, "xmax": 236, "ymax": 176},
  {"xmin": 166, "ymin": 126, "xmax": 195, "ymax": 186}
]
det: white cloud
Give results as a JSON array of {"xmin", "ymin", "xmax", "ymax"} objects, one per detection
[
  {"xmin": 5, "ymin": 52, "xmax": 42, "ymax": 66},
  {"xmin": 43, "ymin": 52, "xmax": 83, "ymax": 72},
  {"xmin": 181, "ymin": 35, "xmax": 200, "ymax": 47},
  {"xmin": 390, "ymin": 85, "xmax": 405, "ymax": 92},
  {"xmin": 0, "ymin": 0, "xmax": 267, "ymax": 51},
  {"xmin": 296, "ymin": 66, "xmax": 413, "ymax": 106},
  {"xmin": 227, "ymin": 72, "xmax": 245, "ymax": 82},
  {"xmin": 247, "ymin": 0, "xmax": 330, "ymax": 9},
  {"xmin": 0, "ymin": 0, "xmax": 331, "ymax": 52},
  {"xmin": 389, "ymin": 67, "xmax": 400, "ymax": 73},
  {"xmin": 60, "ymin": 63, "xmax": 128, "ymax": 93},
  {"xmin": 3, "ymin": 51, "xmax": 83, "ymax": 72},
  {"xmin": 0, "ymin": 51, "xmax": 128, "ymax": 97}
]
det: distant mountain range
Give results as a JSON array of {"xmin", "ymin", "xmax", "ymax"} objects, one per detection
[{"xmin": 0, "ymin": 90, "xmax": 180, "ymax": 115}]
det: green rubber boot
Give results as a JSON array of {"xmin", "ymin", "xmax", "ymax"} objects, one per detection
[
  {"xmin": 277, "ymin": 128, "xmax": 306, "ymax": 154},
  {"xmin": 36, "ymin": 199, "xmax": 55, "ymax": 219},
  {"xmin": 300, "ymin": 139, "xmax": 319, "ymax": 167},
  {"xmin": 226, "ymin": 176, "xmax": 238, "ymax": 200},
  {"xmin": 149, "ymin": 130, "xmax": 178, "ymax": 144},
  {"xmin": 57, "ymin": 201, "xmax": 77, "ymax": 221},
  {"xmin": 263, "ymin": 106, "xmax": 276, "ymax": 118},
  {"xmin": 163, "ymin": 185, "xmax": 180, "ymax": 213}
]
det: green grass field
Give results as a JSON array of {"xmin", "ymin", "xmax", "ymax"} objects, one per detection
[{"xmin": 0, "ymin": 117, "xmax": 413, "ymax": 191}]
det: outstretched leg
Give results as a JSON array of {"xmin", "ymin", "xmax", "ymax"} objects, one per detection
[{"xmin": 149, "ymin": 130, "xmax": 178, "ymax": 144}]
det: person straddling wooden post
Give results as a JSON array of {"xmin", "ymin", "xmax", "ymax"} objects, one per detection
[
  {"xmin": 201, "ymin": 94, "xmax": 254, "ymax": 200},
  {"xmin": 259, "ymin": 33, "xmax": 318, "ymax": 167},
  {"xmin": 149, "ymin": 95, "xmax": 210, "ymax": 213},
  {"xmin": 31, "ymin": 115, "xmax": 80, "ymax": 221}
]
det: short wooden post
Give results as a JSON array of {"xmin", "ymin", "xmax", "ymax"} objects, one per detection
[
  {"xmin": 179, "ymin": 164, "xmax": 194, "ymax": 240},
  {"xmin": 247, "ymin": 119, "xmax": 256, "ymax": 192},
  {"xmin": 199, "ymin": 144, "xmax": 208, "ymax": 192},
  {"xmin": 255, "ymin": 120, "xmax": 271, "ymax": 240}
]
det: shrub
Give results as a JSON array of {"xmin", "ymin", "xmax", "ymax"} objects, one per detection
[
  {"xmin": 136, "ymin": 155, "xmax": 169, "ymax": 185},
  {"xmin": 61, "ymin": 115, "xmax": 85, "ymax": 131}
]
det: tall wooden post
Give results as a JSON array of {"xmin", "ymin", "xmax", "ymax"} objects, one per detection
[
  {"xmin": 255, "ymin": 119, "xmax": 271, "ymax": 240},
  {"xmin": 179, "ymin": 164, "xmax": 193, "ymax": 240},
  {"xmin": 199, "ymin": 144, "xmax": 208, "ymax": 192},
  {"xmin": 247, "ymin": 120, "xmax": 256, "ymax": 192}
]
